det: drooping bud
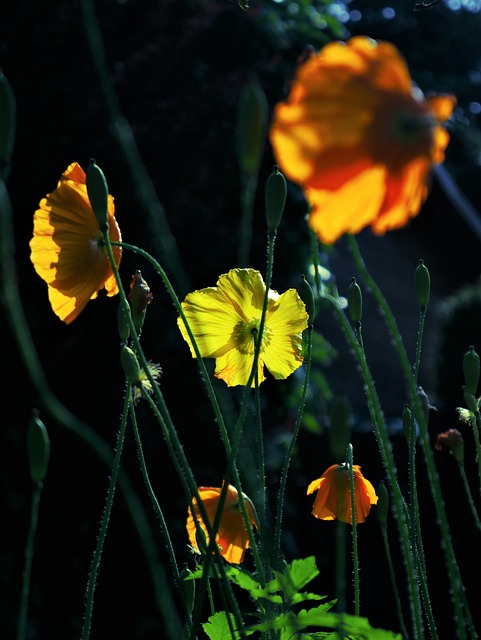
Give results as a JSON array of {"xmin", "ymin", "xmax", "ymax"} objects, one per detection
[
  {"xmin": 236, "ymin": 81, "xmax": 268, "ymax": 177},
  {"xmin": 328, "ymin": 394, "xmax": 352, "ymax": 461},
  {"xmin": 347, "ymin": 277, "xmax": 362, "ymax": 326},
  {"xmin": 435, "ymin": 428, "xmax": 464, "ymax": 463},
  {"xmin": 265, "ymin": 165, "xmax": 287, "ymax": 232},
  {"xmin": 463, "ymin": 345, "xmax": 480, "ymax": 397},
  {"xmin": 86, "ymin": 158, "xmax": 109, "ymax": 229},
  {"xmin": 0, "ymin": 71, "xmax": 16, "ymax": 181},
  {"xmin": 27, "ymin": 413, "xmax": 50, "ymax": 485},
  {"xmin": 414, "ymin": 259, "xmax": 430, "ymax": 309},
  {"xmin": 416, "ymin": 386, "xmax": 432, "ymax": 436},
  {"xmin": 298, "ymin": 275, "xmax": 315, "ymax": 325},
  {"xmin": 117, "ymin": 301, "xmax": 131, "ymax": 343},
  {"xmin": 120, "ymin": 345, "xmax": 141, "ymax": 384},
  {"xmin": 129, "ymin": 270, "xmax": 153, "ymax": 335},
  {"xmin": 376, "ymin": 481, "xmax": 389, "ymax": 526}
]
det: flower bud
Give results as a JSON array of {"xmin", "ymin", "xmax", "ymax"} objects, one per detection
[
  {"xmin": 463, "ymin": 386, "xmax": 479, "ymax": 414},
  {"xmin": 117, "ymin": 301, "xmax": 131, "ymax": 343},
  {"xmin": 376, "ymin": 481, "xmax": 389, "ymax": 526},
  {"xmin": 414, "ymin": 259, "xmax": 430, "ymax": 309},
  {"xmin": 298, "ymin": 275, "xmax": 315, "ymax": 325},
  {"xmin": 347, "ymin": 277, "xmax": 362, "ymax": 326},
  {"xmin": 179, "ymin": 565, "xmax": 196, "ymax": 615},
  {"xmin": 86, "ymin": 158, "xmax": 109, "ymax": 228},
  {"xmin": 328, "ymin": 394, "xmax": 352, "ymax": 461},
  {"xmin": 27, "ymin": 413, "xmax": 50, "ymax": 484},
  {"xmin": 120, "ymin": 345, "xmax": 141, "ymax": 384},
  {"xmin": 463, "ymin": 345, "xmax": 480, "ymax": 397},
  {"xmin": 265, "ymin": 165, "xmax": 287, "ymax": 232},
  {"xmin": 236, "ymin": 81, "xmax": 268, "ymax": 176},
  {"xmin": 0, "ymin": 71, "xmax": 16, "ymax": 181},
  {"xmin": 129, "ymin": 270, "xmax": 153, "ymax": 335},
  {"xmin": 416, "ymin": 386, "xmax": 431, "ymax": 434},
  {"xmin": 402, "ymin": 404, "xmax": 413, "ymax": 442}
]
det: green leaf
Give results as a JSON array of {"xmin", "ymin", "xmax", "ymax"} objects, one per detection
[{"xmin": 203, "ymin": 612, "xmax": 242, "ymax": 640}]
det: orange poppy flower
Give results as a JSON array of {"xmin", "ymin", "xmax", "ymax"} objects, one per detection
[
  {"xmin": 307, "ymin": 463, "xmax": 378, "ymax": 524},
  {"xmin": 186, "ymin": 484, "xmax": 258, "ymax": 564},
  {"xmin": 30, "ymin": 162, "xmax": 122, "ymax": 323},
  {"xmin": 270, "ymin": 36, "xmax": 456, "ymax": 245}
]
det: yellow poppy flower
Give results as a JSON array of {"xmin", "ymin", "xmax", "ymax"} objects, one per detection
[
  {"xmin": 177, "ymin": 268, "xmax": 308, "ymax": 387},
  {"xmin": 270, "ymin": 36, "xmax": 456, "ymax": 245},
  {"xmin": 307, "ymin": 463, "xmax": 378, "ymax": 524},
  {"xmin": 30, "ymin": 162, "xmax": 122, "ymax": 323},
  {"xmin": 186, "ymin": 484, "xmax": 258, "ymax": 564}
]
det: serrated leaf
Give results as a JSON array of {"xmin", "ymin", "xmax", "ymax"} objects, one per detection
[{"xmin": 203, "ymin": 611, "xmax": 241, "ymax": 640}]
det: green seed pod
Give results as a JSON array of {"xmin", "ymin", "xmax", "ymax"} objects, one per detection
[
  {"xmin": 463, "ymin": 345, "xmax": 480, "ymax": 397},
  {"xmin": 236, "ymin": 81, "xmax": 268, "ymax": 177},
  {"xmin": 0, "ymin": 71, "xmax": 16, "ymax": 181},
  {"xmin": 328, "ymin": 394, "xmax": 352, "ymax": 461},
  {"xmin": 463, "ymin": 386, "xmax": 479, "ymax": 414},
  {"xmin": 414, "ymin": 259, "xmax": 430, "ymax": 309},
  {"xmin": 86, "ymin": 158, "xmax": 109, "ymax": 228},
  {"xmin": 347, "ymin": 277, "xmax": 362, "ymax": 326},
  {"xmin": 298, "ymin": 275, "xmax": 315, "ymax": 325},
  {"xmin": 120, "ymin": 346, "xmax": 141, "ymax": 384},
  {"xmin": 27, "ymin": 414, "xmax": 50, "ymax": 484},
  {"xmin": 402, "ymin": 404, "xmax": 413, "ymax": 442},
  {"xmin": 117, "ymin": 302, "xmax": 131, "ymax": 343},
  {"xmin": 129, "ymin": 270, "xmax": 153, "ymax": 335},
  {"xmin": 376, "ymin": 481, "xmax": 389, "ymax": 526},
  {"xmin": 179, "ymin": 565, "xmax": 196, "ymax": 615},
  {"xmin": 265, "ymin": 165, "xmax": 287, "ymax": 232}
]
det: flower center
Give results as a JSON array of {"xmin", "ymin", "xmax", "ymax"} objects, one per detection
[{"xmin": 233, "ymin": 318, "xmax": 271, "ymax": 355}]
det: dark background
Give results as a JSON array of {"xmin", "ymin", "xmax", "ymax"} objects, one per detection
[{"xmin": 2, "ymin": 0, "xmax": 481, "ymax": 638}]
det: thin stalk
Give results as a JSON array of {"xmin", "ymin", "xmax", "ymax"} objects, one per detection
[
  {"xmin": 17, "ymin": 483, "xmax": 42, "ymax": 640},
  {"xmin": 273, "ymin": 323, "xmax": 313, "ymax": 563},
  {"xmin": 81, "ymin": 387, "xmax": 131, "ymax": 640},
  {"xmin": 347, "ymin": 445, "xmax": 360, "ymax": 617},
  {"xmin": 238, "ymin": 174, "xmax": 258, "ymax": 267},
  {"xmin": 380, "ymin": 522, "xmax": 410, "ymax": 640},
  {"xmin": 470, "ymin": 413, "xmax": 481, "ymax": 496},
  {"xmin": 457, "ymin": 459, "xmax": 481, "ymax": 533},
  {"xmin": 347, "ymin": 233, "xmax": 473, "ymax": 639},
  {"xmin": 334, "ymin": 520, "xmax": 347, "ymax": 614}
]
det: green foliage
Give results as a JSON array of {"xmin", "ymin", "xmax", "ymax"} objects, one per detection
[{"xmin": 189, "ymin": 557, "xmax": 402, "ymax": 639}]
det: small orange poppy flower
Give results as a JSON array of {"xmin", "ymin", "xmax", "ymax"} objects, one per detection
[
  {"xmin": 270, "ymin": 36, "xmax": 456, "ymax": 245},
  {"xmin": 186, "ymin": 484, "xmax": 258, "ymax": 564},
  {"xmin": 30, "ymin": 162, "xmax": 122, "ymax": 323},
  {"xmin": 307, "ymin": 463, "xmax": 378, "ymax": 524}
]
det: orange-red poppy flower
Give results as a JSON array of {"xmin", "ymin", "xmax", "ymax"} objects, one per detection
[
  {"xmin": 186, "ymin": 484, "xmax": 258, "ymax": 564},
  {"xmin": 270, "ymin": 36, "xmax": 455, "ymax": 245},
  {"xmin": 30, "ymin": 162, "xmax": 122, "ymax": 323},
  {"xmin": 307, "ymin": 463, "xmax": 378, "ymax": 524}
]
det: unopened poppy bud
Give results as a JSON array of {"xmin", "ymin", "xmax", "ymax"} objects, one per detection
[
  {"xmin": 0, "ymin": 71, "xmax": 16, "ymax": 180},
  {"xmin": 117, "ymin": 302, "xmax": 131, "ymax": 343},
  {"xmin": 435, "ymin": 428, "xmax": 464, "ymax": 463},
  {"xmin": 27, "ymin": 413, "xmax": 50, "ymax": 484},
  {"xmin": 179, "ymin": 565, "xmax": 196, "ymax": 615},
  {"xmin": 328, "ymin": 394, "xmax": 352, "ymax": 461},
  {"xmin": 376, "ymin": 481, "xmax": 389, "ymax": 526},
  {"xmin": 347, "ymin": 277, "xmax": 362, "ymax": 326},
  {"xmin": 402, "ymin": 404, "xmax": 413, "ymax": 442},
  {"xmin": 86, "ymin": 158, "xmax": 109, "ymax": 229},
  {"xmin": 462, "ymin": 386, "xmax": 479, "ymax": 414},
  {"xmin": 236, "ymin": 81, "xmax": 267, "ymax": 177},
  {"xmin": 129, "ymin": 270, "xmax": 153, "ymax": 335},
  {"xmin": 463, "ymin": 346, "xmax": 480, "ymax": 397},
  {"xmin": 265, "ymin": 165, "xmax": 287, "ymax": 232},
  {"xmin": 414, "ymin": 259, "xmax": 430, "ymax": 309},
  {"xmin": 120, "ymin": 345, "xmax": 141, "ymax": 384},
  {"xmin": 298, "ymin": 275, "xmax": 315, "ymax": 325}
]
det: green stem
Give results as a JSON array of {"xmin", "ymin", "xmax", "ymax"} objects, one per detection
[
  {"xmin": 470, "ymin": 413, "xmax": 481, "ymax": 497},
  {"xmin": 380, "ymin": 523, "xmax": 409, "ymax": 640},
  {"xmin": 347, "ymin": 444, "xmax": 359, "ymax": 617},
  {"xmin": 347, "ymin": 233, "xmax": 472, "ymax": 639},
  {"xmin": 457, "ymin": 459, "xmax": 481, "ymax": 533},
  {"xmin": 334, "ymin": 519, "xmax": 347, "ymax": 614},
  {"xmin": 238, "ymin": 174, "xmax": 258, "ymax": 268},
  {"xmin": 81, "ymin": 387, "xmax": 131, "ymax": 640},
  {"xmin": 273, "ymin": 323, "xmax": 313, "ymax": 564},
  {"xmin": 17, "ymin": 483, "xmax": 42, "ymax": 640}
]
